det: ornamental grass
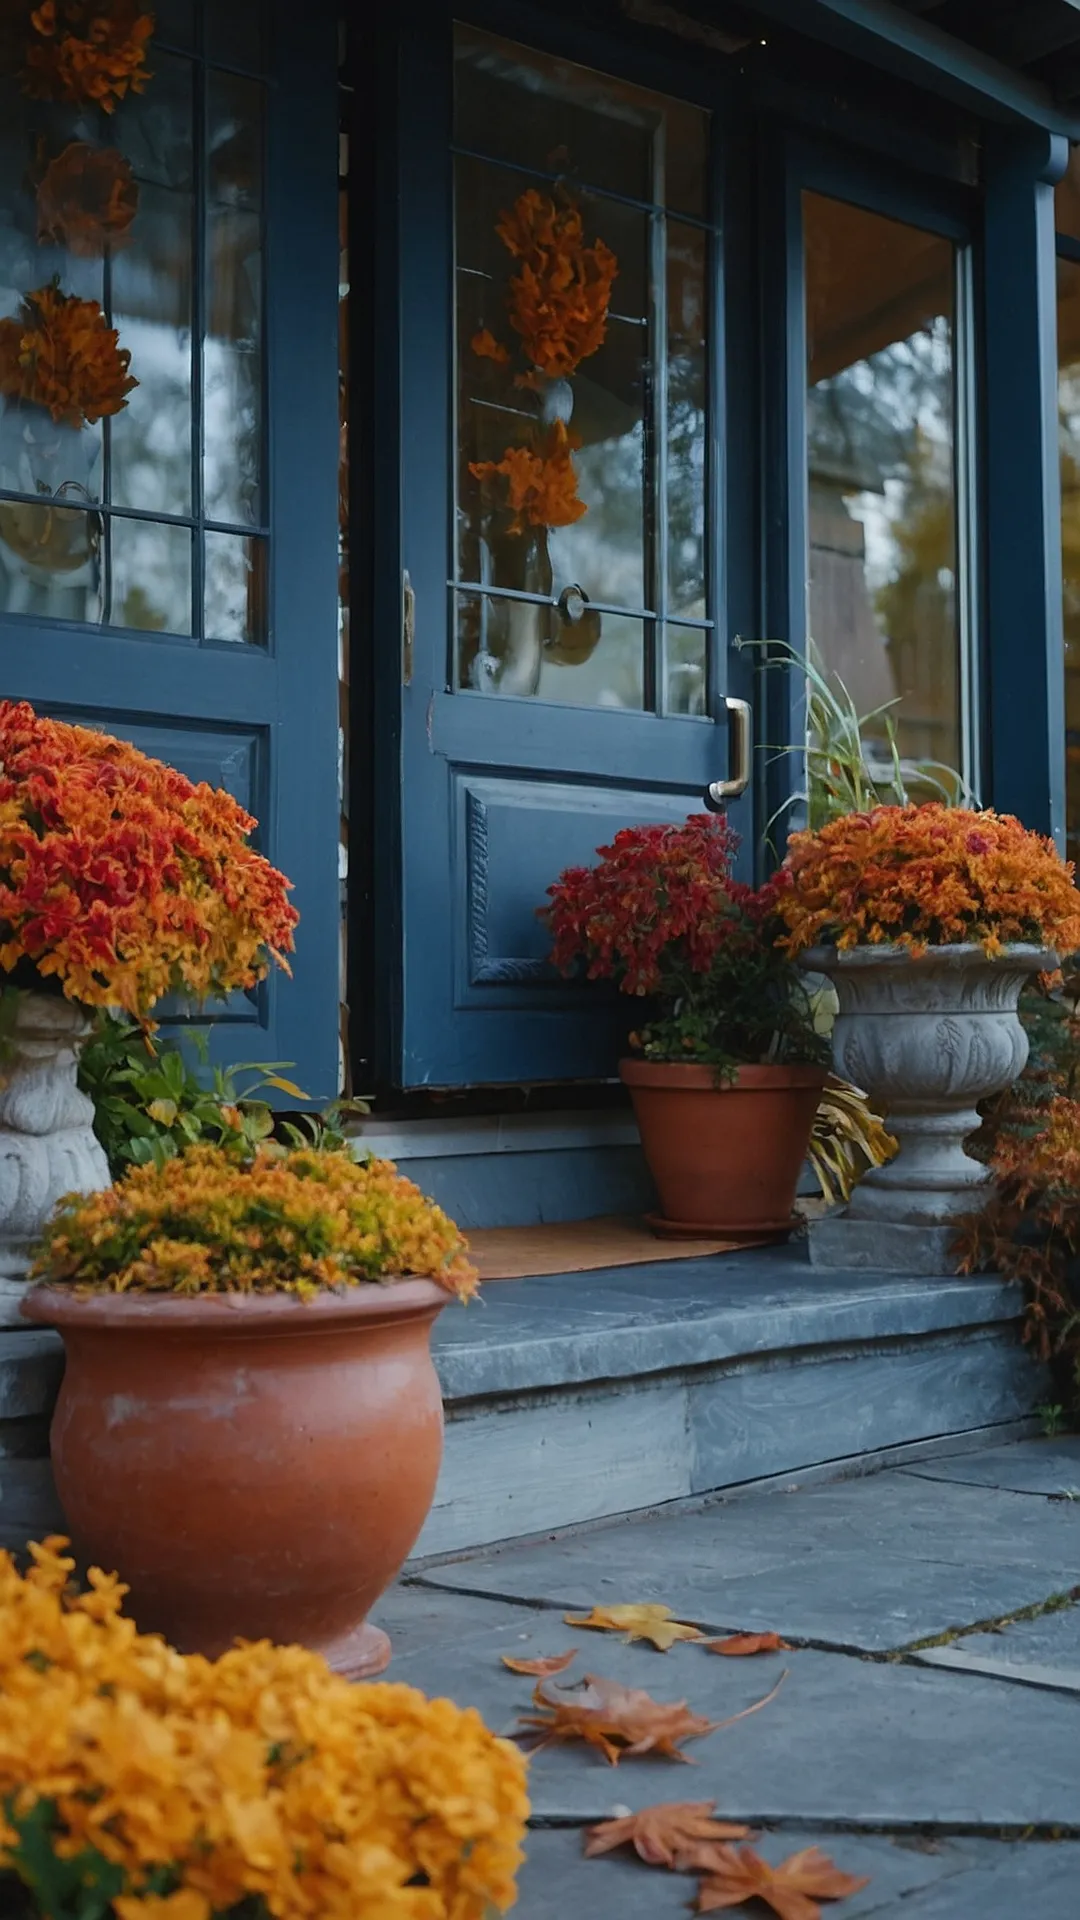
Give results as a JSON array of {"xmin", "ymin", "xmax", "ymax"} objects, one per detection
[
  {"xmin": 0, "ymin": 701, "xmax": 297, "ymax": 1016},
  {"xmin": 777, "ymin": 803, "xmax": 1080, "ymax": 959},
  {"xmin": 32, "ymin": 1144, "xmax": 479, "ymax": 1300},
  {"xmin": 0, "ymin": 1537, "xmax": 528, "ymax": 1919}
]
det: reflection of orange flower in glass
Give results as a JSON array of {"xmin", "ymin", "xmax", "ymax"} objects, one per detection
[
  {"xmin": 471, "ymin": 418, "xmax": 588, "ymax": 531},
  {"xmin": 19, "ymin": 0, "xmax": 153, "ymax": 112},
  {"xmin": 471, "ymin": 327, "xmax": 510, "ymax": 367},
  {"xmin": 495, "ymin": 189, "xmax": 617, "ymax": 379},
  {"xmin": 0, "ymin": 283, "xmax": 137, "ymax": 428},
  {"xmin": 36, "ymin": 143, "xmax": 139, "ymax": 256}
]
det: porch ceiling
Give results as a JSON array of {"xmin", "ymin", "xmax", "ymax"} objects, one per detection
[{"xmin": 897, "ymin": 0, "xmax": 1080, "ymax": 107}]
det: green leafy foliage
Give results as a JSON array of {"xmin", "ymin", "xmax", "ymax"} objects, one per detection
[
  {"xmin": 635, "ymin": 925, "xmax": 829, "ymax": 1073},
  {"xmin": 77, "ymin": 1014, "xmax": 368, "ymax": 1180},
  {"xmin": 2, "ymin": 1797, "xmax": 126, "ymax": 1920}
]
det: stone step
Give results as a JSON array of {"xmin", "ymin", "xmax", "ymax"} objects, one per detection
[
  {"xmin": 416, "ymin": 1245, "xmax": 1046, "ymax": 1558},
  {"xmin": 0, "ymin": 1253, "xmax": 1046, "ymax": 1567}
]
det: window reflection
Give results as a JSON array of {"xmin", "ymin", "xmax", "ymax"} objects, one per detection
[
  {"xmin": 804, "ymin": 192, "xmax": 961, "ymax": 780},
  {"xmin": 453, "ymin": 28, "xmax": 711, "ymax": 712},
  {"xmin": 0, "ymin": 3, "xmax": 266, "ymax": 642}
]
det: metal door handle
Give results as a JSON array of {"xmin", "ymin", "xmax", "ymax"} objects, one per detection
[{"xmin": 705, "ymin": 697, "xmax": 752, "ymax": 809}]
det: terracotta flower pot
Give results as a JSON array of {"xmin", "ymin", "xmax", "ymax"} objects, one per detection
[
  {"xmin": 620, "ymin": 1059, "xmax": 827, "ymax": 1242},
  {"xmin": 22, "ymin": 1280, "xmax": 449, "ymax": 1677}
]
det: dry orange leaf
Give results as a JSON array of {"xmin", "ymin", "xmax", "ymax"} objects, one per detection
[
  {"xmin": 518, "ymin": 1674, "xmax": 717, "ymax": 1766},
  {"xmin": 695, "ymin": 1843, "xmax": 870, "ymax": 1918},
  {"xmin": 500, "ymin": 1648, "xmax": 577, "ymax": 1677},
  {"xmin": 584, "ymin": 1801, "xmax": 753, "ymax": 1868},
  {"xmin": 704, "ymin": 1633, "xmax": 792, "ymax": 1657},
  {"xmin": 565, "ymin": 1602, "xmax": 704, "ymax": 1651}
]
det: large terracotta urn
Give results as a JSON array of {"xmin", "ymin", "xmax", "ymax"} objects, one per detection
[
  {"xmin": 798, "ymin": 943, "xmax": 1053, "ymax": 1226},
  {"xmin": 22, "ymin": 1280, "xmax": 450, "ymax": 1677},
  {"xmin": 0, "ymin": 991, "xmax": 110, "ymax": 1319},
  {"xmin": 620, "ymin": 1058, "xmax": 827, "ymax": 1242}
]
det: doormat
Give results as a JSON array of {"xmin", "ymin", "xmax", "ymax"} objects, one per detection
[{"xmin": 465, "ymin": 1214, "xmax": 747, "ymax": 1281}]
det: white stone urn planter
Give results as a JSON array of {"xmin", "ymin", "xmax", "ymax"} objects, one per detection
[
  {"xmin": 0, "ymin": 990, "xmax": 110, "ymax": 1322},
  {"xmin": 797, "ymin": 943, "xmax": 1054, "ymax": 1272}
]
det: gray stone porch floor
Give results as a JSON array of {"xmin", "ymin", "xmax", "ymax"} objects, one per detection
[{"xmin": 375, "ymin": 1434, "xmax": 1080, "ymax": 1917}]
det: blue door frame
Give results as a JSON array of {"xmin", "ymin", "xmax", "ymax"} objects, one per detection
[
  {"xmin": 0, "ymin": 1, "xmax": 342, "ymax": 1100},
  {"xmin": 358, "ymin": 0, "xmax": 1072, "ymax": 1091}
]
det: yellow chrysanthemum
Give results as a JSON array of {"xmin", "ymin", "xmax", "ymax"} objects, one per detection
[
  {"xmin": 33, "ymin": 1143, "xmax": 479, "ymax": 1300},
  {"xmin": 0, "ymin": 1540, "xmax": 529, "ymax": 1917}
]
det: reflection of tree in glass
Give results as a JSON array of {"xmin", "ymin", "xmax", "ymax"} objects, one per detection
[{"xmin": 808, "ymin": 322, "xmax": 958, "ymax": 771}]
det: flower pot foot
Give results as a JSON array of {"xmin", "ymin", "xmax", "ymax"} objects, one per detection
[
  {"xmin": 322, "ymin": 1620, "xmax": 392, "ymax": 1681},
  {"xmin": 644, "ymin": 1211, "xmax": 796, "ymax": 1247}
]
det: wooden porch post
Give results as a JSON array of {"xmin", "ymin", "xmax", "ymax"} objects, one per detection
[{"xmin": 982, "ymin": 128, "xmax": 1069, "ymax": 846}]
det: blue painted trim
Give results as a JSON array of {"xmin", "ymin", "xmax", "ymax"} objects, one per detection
[
  {"xmin": 982, "ymin": 129, "xmax": 1069, "ymax": 846},
  {"xmin": 743, "ymin": 0, "xmax": 1080, "ymax": 139},
  {"xmin": 760, "ymin": 130, "xmax": 810, "ymax": 861},
  {"xmin": 263, "ymin": 0, "xmax": 342, "ymax": 1098}
]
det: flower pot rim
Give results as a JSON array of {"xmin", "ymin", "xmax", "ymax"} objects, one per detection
[
  {"xmin": 619, "ymin": 1058, "xmax": 828, "ymax": 1090},
  {"xmin": 797, "ymin": 941, "xmax": 1057, "ymax": 972},
  {"xmin": 21, "ymin": 1276, "xmax": 454, "ymax": 1335}
]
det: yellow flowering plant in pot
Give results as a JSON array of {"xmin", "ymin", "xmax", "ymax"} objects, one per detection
[
  {"xmin": 775, "ymin": 804, "xmax": 1080, "ymax": 1245},
  {"xmin": 0, "ymin": 1536, "xmax": 528, "ymax": 1920},
  {"xmin": 23, "ymin": 1143, "xmax": 478, "ymax": 1678}
]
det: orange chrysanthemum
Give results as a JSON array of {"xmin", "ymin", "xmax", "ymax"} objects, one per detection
[
  {"xmin": 495, "ymin": 188, "xmax": 617, "ymax": 379},
  {"xmin": 0, "ymin": 701, "xmax": 297, "ymax": 1017},
  {"xmin": 470, "ymin": 418, "xmax": 587, "ymax": 531},
  {"xmin": 777, "ymin": 803, "xmax": 1080, "ymax": 959},
  {"xmin": 18, "ymin": 0, "xmax": 153, "ymax": 112},
  {"xmin": 36, "ymin": 141, "xmax": 139, "ymax": 255},
  {"xmin": 0, "ymin": 282, "xmax": 136, "ymax": 427}
]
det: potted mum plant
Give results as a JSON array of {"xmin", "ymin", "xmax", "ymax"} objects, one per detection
[
  {"xmin": 0, "ymin": 1537, "xmax": 527, "ymax": 1919},
  {"xmin": 0, "ymin": 700, "xmax": 297, "ymax": 1310},
  {"xmin": 23, "ymin": 1142, "xmax": 478, "ymax": 1678},
  {"xmin": 777, "ymin": 804, "xmax": 1080, "ymax": 1256},
  {"xmin": 544, "ymin": 815, "xmax": 829, "ymax": 1241}
]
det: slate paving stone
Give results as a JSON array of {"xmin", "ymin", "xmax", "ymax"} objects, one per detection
[
  {"xmin": 417, "ymin": 1464, "xmax": 1080, "ymax": 1650},
  {"xmin": 515, "ymin": 1827, "xmax": 987, "ymax": 1919},
  {"xmin": 902, "ymin": 1435, "xmax": 1080, "ymax": 1496},
  {"xmin": 387, "ymin": 1626, "xmax": 1080, "ymax": 1827},
  {"xmin": 953, "ymin": 1599, "xmax": 1080, "ymax": 1667},
  {"xmin": 370, "ymin": 1582, "xmax": 532, "ymax": 1659},
  {"xmin": 884, "ymin": 1840, "xmax": 1079, "ymax": 1918}
]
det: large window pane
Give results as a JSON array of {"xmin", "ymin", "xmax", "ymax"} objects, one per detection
[
  {"xmin": 804, "ymin": 192, "xmax": 961, "ymax": 778},
  {"xmin": 0, "ymin": 3, "xmax": 267, "ymax": 644},
  {"xmin": 453, "ymin": 28, "xmax": 710, "ymax": 710}
]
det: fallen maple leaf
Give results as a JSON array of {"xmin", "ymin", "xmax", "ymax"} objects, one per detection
[
  {"xmin": 518, "ymin": 1674, "xmax": 717, "ymax": 1765},
  {"xmin": 695, "ymin": 1843, "xmax": 870, "ymax": 1918},
  {"xmin": 703, "ymin": 1632, "xmax": 791, "ymax": 1656},
  {"xmin": 500, "ymin": 1649, "xmax": 577, "ymax": 1677},
  {"xmin": 584, "ymin": 1801, "xmax": 753, "ymax": 1867},
  {"xmin": 565, "ymin": 1602, "xmax": 704, "ymax": 1651}
]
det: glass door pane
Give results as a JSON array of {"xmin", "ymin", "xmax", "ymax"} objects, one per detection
[
  {"xmin": 453, "ymin": 26, "xmax": 711, "ymax": 713},
  {"xmin": 803, "ymin": 191, "xmax": 961, "ymax": 783}
]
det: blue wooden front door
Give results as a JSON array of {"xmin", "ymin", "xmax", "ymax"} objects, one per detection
[
  {"xmin": 0, "ymin": 1, "xmax": 341, "ymax": 1098},
  {"xmin": 381, "ymin": 10, "xmax": 751, "ymax": 1088}
]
